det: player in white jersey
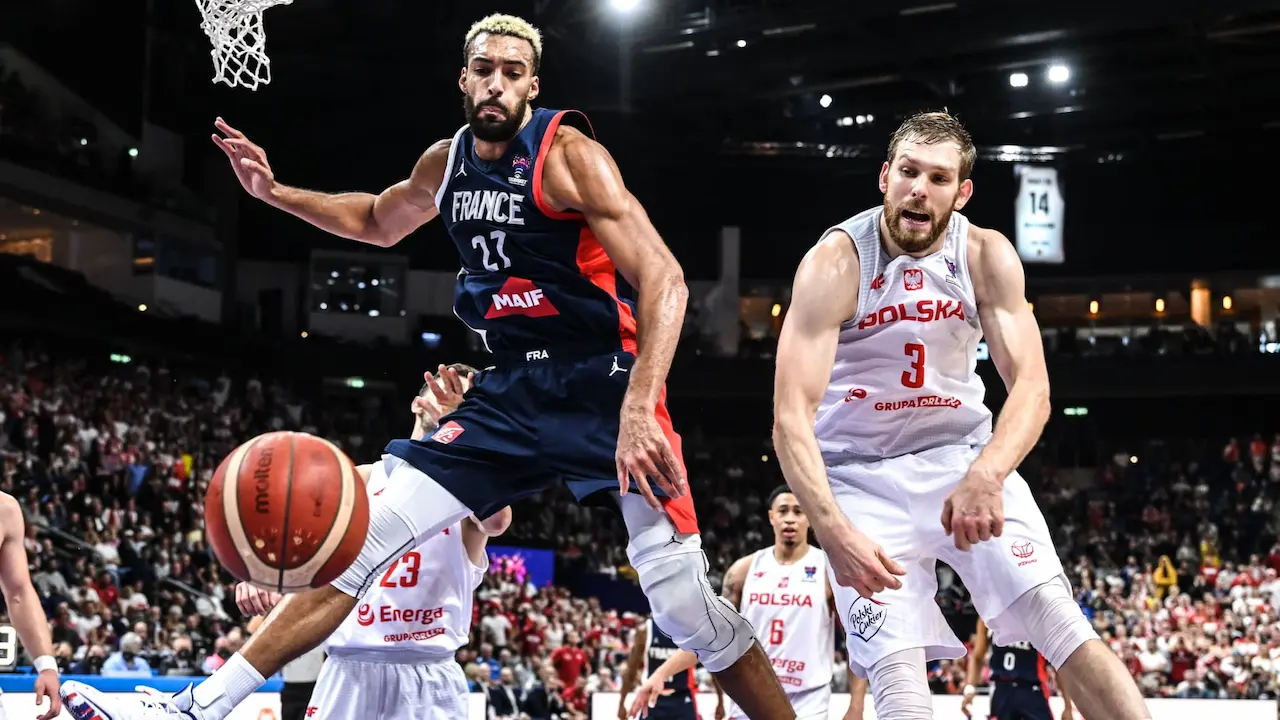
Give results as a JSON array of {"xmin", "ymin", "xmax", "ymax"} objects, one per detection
[
  {"xmin": 627, "ymin": 487, "xmax": 863, "ymax": 720},
  {"xmin": 0, "ymin": 492, "xmax": 61, "ymax": 720},
  {"xmin": 225, "ymin": 364, "xmax": 508, "ymax": 720},
  {"xmin": 771, "ymin": 111, "xmax": 1151, "ymax": 720}
]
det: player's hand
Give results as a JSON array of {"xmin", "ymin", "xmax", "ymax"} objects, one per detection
[
  {"xmin": 33, "ymin": 669, "xmax": 60, "ymax": 720},
  {"xmin": 235, "ymin": 581, "xmax": 283, "ymax": 616},
  {"xmin": 412, "ymin": 365, "xmax": 472, "ymax": 424},
  {"xmin": 713, "ymin": 700, "xmax": 726, "ymax": 720},
  {"xmin": 960, "ymin": 686, "xmax": 976, "ymax": 718},
  {"xmin": 817, "ymin": 517, "xmax": 905, "ymax": 598},
  {"xmin": 1060, "ymin": 708, "xmax": 1075, "ymax": 720},
  {"xmin": 941, "ymin": 463, "xmax": 1005, "ymax": 551},
  {"xmin": 616, "ymin": 403, "xmax": 687, "ymax": 511},
  {"xmin": 626, "ymin": 677, "xmax": 673, "ymax": 718},
  {"xmin": 212, "ymin": 117, "xmax": 277, "ymax": 202}
]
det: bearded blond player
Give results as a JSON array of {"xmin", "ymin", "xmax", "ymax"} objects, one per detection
[{"xmin": 771, "ymin": 112, "xmax": 1152, "ymax": 720}]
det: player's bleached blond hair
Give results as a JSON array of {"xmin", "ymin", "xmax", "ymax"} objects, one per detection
[{"xmin": 463, "ymin": 14, "xmax": 543, "ymax": 74}]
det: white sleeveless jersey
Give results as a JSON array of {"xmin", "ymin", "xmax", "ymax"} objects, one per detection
[
  {"xmin": 325, "ymin": 455, "xmax": 487, "ymax": 661},
  {"xmin": 729, "ymin": 546, "xmax": 833, "ymax": 708},
  {"xmin": 814, "ymin": 206, "xmax": 993, "ymax": 460}
]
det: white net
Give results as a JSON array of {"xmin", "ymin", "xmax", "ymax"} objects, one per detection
[{"xmin": 194, "ymin": 0, "xmax": 294, "ymax": 90}]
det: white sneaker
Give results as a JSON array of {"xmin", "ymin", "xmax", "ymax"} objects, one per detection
[{"xmin": 62, "ymin": 680, "xmax": 199, "ymax": 720}]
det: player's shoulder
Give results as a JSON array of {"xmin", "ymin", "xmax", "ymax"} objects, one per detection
[
  {"xmin": 410, "ymin": 137, "xmax": 456, "ymax": 186},
  {"xmin": 548, "ymin": 123, "xmax": 610, "ymax": 172},
  {"xmin": 800, "ymin": 228, "xmax": 859, "ymax": 277},
  {"xmin": 965, "ymin": 222, "xmax": 1023, "ymax": 296},
  {"xmin": 0, "ymin": 492, "xmax": 20, "ymax": 530}
]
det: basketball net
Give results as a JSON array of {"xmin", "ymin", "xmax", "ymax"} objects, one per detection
[{"xmin": 194, "ymin": 0, "xmax": 293, "ymax": 90}]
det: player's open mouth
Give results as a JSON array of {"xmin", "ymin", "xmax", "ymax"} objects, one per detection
[
  {"xmin": 781, "ymin": 528, "xmax": 797, "ymax": 538},
  {"xmin": 901, "ymin": 209, "xmax": 930, "ymax": 225}
]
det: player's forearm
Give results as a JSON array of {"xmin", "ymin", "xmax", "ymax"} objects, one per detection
[
  {"xmin": 652, "ymin": 650, "xmax": 699, "ymax": 682},
  {"xmin": 772, "ymin": 412, "xmax": 843, "ymax": 528},
  {"xmin": 974, "ymin": 378, "xmax": 1050, "ymax": 479},
  {"xmin": 6, "ymin": 586, "xmax": 52, "ymax": 660},
  {"xmin": 624, "ymin": 267, "xmax": 687, "ymax": 410},
  {"xmin": 266, "ymin": 185, "xmax": 390, "ymax": 246},
  {"xmin": 848, "ymin": 672, "xmax": 867, "ymax": 712}
]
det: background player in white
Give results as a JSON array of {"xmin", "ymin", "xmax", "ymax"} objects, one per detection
[
  {"xmin": 771, "ymin": 111, "xmax": 1151, "ymax": 720},
  {"xmin": 627, "ymin": 487, "xmax": 865, "ymax": 720},
  {"xmin": 0, "ymin": 492, "xmax": 61, "ymax": 720}
]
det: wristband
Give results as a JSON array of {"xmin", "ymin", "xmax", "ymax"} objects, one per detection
[
  {"xmin": 32, "ymin": 655, "xmax": 57, "ymax": 673},
  {"xmin": 963, "ymin": 684, "xmax": 976, "ymax": 696}
]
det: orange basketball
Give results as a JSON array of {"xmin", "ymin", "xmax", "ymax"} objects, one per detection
[{"xmin": 205, "ymin": 431, "xmax": 370, "ymax": 593}]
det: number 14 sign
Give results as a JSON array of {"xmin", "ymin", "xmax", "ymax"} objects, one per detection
[{"xmin": 1013, "ymin": 164, "xmax": 1065, "ymax": 264}]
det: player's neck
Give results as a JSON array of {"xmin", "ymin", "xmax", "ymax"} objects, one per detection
[{"xmin": 772, "ymin": 543, "xmax": 806, "ymax": 565}]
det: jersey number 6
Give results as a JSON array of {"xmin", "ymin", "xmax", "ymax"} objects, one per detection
[
  {"xmin": 768, "ymin": 619, "xmax": 785, "ymax": 645},
  {"xmin": 902, "ymin": 343, "xmax": 926, "ymax": 388}
]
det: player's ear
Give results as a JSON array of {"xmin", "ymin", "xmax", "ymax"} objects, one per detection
[
  {"xmin": 458, "ymin": 68, "xmax": 468, "ymax": 94},
  {"xmin": 528, "ymin": 75, "xmax": 540, "ymax": 102},
  {"xmin": 954, "ymin": 178, "xmax": 974, "ymax": 210},
  {"xmin": 878, "ymin": 162, "xmax": 890, "ymax": 194}
]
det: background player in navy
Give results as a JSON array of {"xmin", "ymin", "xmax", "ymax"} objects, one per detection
[
  {"xmin": 618, "ymin": 617, "xmax": 720, "ymax": 720},
  {"xmin": 962, "ymin": 618, "xmax": 1077, "ymax": 720},
  {"xmin": 60, "ymin": 12, "xmax": 794, "ymax": 720}
]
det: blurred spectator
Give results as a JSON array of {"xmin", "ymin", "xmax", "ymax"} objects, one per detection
[{"xmin": 101, "ymin": 632, "xmax": 150, "ymax": 676}]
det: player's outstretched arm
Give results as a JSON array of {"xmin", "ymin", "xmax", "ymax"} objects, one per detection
[
  {"xmin": 542, "ymin": 128, "xmax": 689, "ymax": 504},
  {"xmin": 212, "ymin": 118, "xmax": 448, "ymax": 247},
  {"xmin": 618, "ymin": 625, "xmax": 649, "ymax": 718},
  {"xmin": 773, "ymin": 234, "xmax": 905, "ymax": 598},
  {"xmin": 0, "ymin": 494, "xmax": 61, "ymax": 720},
  {"xmin": 969, "ymin": 229, "xmax": 1051, "ymax": 480}
]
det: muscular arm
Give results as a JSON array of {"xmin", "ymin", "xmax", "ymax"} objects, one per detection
[
  {"xmin": 772, "ymin": 233, "xmax": 860, "ymax": 531},
  {"xmin": 542, "ymin": 129, "xmax": 688, "ymax": 411},
  {"xmin": 267, "ymin": 139, "xmax": 449, "ymax": 247},
  {"xmin": 970, "ymin": 230, "xmax": 1051, "ymax": 479},
  {"xmin": 0, "ymin": 496, "xmax": 53, "ymax": 662},
  {"xmin": 618, "ymin": 626, "xmax": 648, "ymax": 702}
]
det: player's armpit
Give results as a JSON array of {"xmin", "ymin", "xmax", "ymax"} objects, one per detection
[
  {"xmin": 772, "ymin": 233, "xmax": 860, "ymax": 529},
  {"xmin": 367, "ymin": 138, "xmax": 450, "ymax": 246},
  {"xmin": 970, "ymin": 228, "xmax": 1051, "ymax": 477}
]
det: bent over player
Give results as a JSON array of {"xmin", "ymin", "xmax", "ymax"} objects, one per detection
[
  {"xmin": 62, "ymin": 13, "xmax": 791, "ymax": 720},
  {"xmin": 227, "ymin": 365, "xmax": 509, "ymax": 720},
  {"xmin": 771, "ymin": 111, "xmax": 1151, "ymax": 720},
  {"xmin": 628, "ymin": 487, "xmax": 864, "ymax": 720}
]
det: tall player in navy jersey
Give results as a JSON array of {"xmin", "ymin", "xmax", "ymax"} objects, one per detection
[
  {"xmin": 962, "ymin": 618, "xmax": 1076, "ymax": 720},
  {"xmin": 59, "ymin": 12, "xmax": 793, "ymax": 720}
]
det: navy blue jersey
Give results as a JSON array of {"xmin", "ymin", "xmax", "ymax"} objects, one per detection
[
  {"xmin": 989, "ymin": 639, "xmax": 1049, "ymax": 686},
  {"xmin": 435, "ymin": 107, "xmax": 637, "ymax": 356},
  {"xmin": 643, "ymin": 619, "xmax": 696, "ymax": 700}
]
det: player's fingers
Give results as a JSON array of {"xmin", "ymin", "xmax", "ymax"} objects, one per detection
[
  {"xmin": 964, "ymin": 521, "xmax": 982, "ymax": 547},
  {"xmin": 616, "ymin": 457, "xmax": 630, "ymax": 497},
  {"xmin": 877, "ymin": 547, "xmax": 908, "ymax": 576},
  {"xmin": 215, "ymin": 117, "xmax": 245, "ymax": 138},
  {"xmin": 991, "ymin": 510, "xmax": 1006, "ymax": 538},
  {"xmin": 631, "ymin": 471, "xmax": 663, "ymax": 510},
  {"xmin": 211, "ymin": 135, "xmax": 236, "ymax": 156},
  {"xmin": 240, "ymin": 157, "xmax": 270, "ymax": 176},
  {"xmin": 940, "ymin": 499, "xmax": 954, "ymax": 535},
  {"xmin": 655, "ymin": 442, "xmax": 687, "ymax": 497},
  {"xmin": 977, "ymin": 519, "xmax": 994, "ymax": 543},
  {"xmin": 445, "ymin": 367, "xmax": 465, "ymax": 396}
]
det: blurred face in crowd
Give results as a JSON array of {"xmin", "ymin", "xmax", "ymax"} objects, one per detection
[
  {"xmin": 879, "ymin": 137, "xmax": 972, "ymax": 255},
  {"xmin": 499, "ymin": 667, "xmax": 515, "ymax": 686},
  {"xmin": 768, "ymin": 492, "xmax": 808, "ymax": 549}
]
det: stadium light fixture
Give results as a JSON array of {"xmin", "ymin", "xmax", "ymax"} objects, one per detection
[
  {"xmin": 1088, "ymin": 299, "xmax": 1098, "ymax": 315},
  {"xmin": 771, "ymin": 303, "xmax": 782, "ymax": 317},
  {"xmin": 1222, "ymin": 295, "xmax": 1233, "ymax": 310},
  {"xmin": 1155, "ymin": 298, "xmax": 1165, "ymax": 313},
  {"xmin": 609, "ymin": 0, "xmax": 640, "ymax": 12},
  {"xmin": 1047, "ymin": 64, "xmax": 1070, "ymax": 84},
  {"xmin": 128, "ymin": 147, "xmax": 139, "ymax": 157},
  {"xmin": 79, "ymin": 138, "xmax": 88, "ymax": 146},
  {"xmin": 138, "ymin": 304, "xmax": 147, "ymax": 312},
  {"xmin": 819, "ymin": 94, "xmax": 832, "ymax": 108},
  {"xmin": 736, "ymin": 39, "xmax": 747, "ymax": 48},
  {"xmin": 1009, "ymin": 72, "xmax": 1029, "ymax": 88}
]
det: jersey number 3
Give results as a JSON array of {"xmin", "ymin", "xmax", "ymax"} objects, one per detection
[
  {"xmin": 901, "ymin": 342, "xmax": 926, "ymax": 388},
  {"xmin": 378, "ymin": 551, "xmax": 422, "ymax": 588}
]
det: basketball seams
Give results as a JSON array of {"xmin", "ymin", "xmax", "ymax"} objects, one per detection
[
  {"xmin": 280, "ymin": 436, "xmax": 360, "ymax": 592},
  {"xmin": 276, "ymin": 432, "xmax": 297, "ymax": 593},
  {"xmin": 220, "ymin": 435, "xmax": 278, "ymax": 587}
]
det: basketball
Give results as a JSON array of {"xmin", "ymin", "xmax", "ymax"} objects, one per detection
[{"xmin": 204, "ymin": 431, "xmax": 371, "ymax": 593}]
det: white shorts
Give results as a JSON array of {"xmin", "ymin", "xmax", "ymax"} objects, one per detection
[
  {"xmin": 725, "ymin": 684, "xmax": 831, "ymax": 720},
  {"xmin": 307, "ymin": 655, "xmax": 469, "ymax": 720},
  {"xmin": 826, "ymin": 444, "xmax": 1067, "ymax": 677}
]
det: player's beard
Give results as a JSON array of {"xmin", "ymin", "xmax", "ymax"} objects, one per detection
[
  {"xmin": 465, "ymin": 93, "xmax": 528, "ymax": 143},
  {"xmin": 882, "ymin": 195, "xmax": 953, "ymax": 254}
]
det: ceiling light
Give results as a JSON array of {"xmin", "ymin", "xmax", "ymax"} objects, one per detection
[
  {"xmin": 1047, "ymin": 64, "xmax": 1070, "ymax": 83},
  {"xmin": 1009, "ymin": 72, "xmax": 1028, "ymax": 88}
]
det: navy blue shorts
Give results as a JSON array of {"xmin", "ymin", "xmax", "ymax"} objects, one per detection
[
  {"xmin": 645, "ymin": 695, "xmax": 697, "ymax": 720},
  {"xmin": 990, "ymin": 683, "xmax": 1052, "ymax": 720},
  {"xmin": 384, "ymin": 349, "xmax": 698, "ymax": 530}
]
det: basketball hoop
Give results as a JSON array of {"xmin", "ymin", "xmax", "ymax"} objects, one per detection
[{"xmin": 194, "ymin": 0, "xmax": 293, "ymax": 90}]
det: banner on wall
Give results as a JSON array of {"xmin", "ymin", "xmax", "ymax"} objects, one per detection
[
  {"xmin": 1013, "ymin": 163, "xmax": 1065, "ymax": 264},
  {"xmin": 486, "ymin": 545, "xmax": 556, "ymax": 588}
]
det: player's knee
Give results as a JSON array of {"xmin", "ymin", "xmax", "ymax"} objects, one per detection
[
  {"xmin": 867, "ymin": 648, "xmax": 933, "ymax": 720},
  {"xmin": 635, "ymin": 550, "xmax": 754, "ymax": 673},
  {"xmin": 331, "ymin": 502, "xmax": 417, "ymax": 598},
  {"xmin": 993, "ymin": 577, "xmax": 1097, "ymax": 669}
]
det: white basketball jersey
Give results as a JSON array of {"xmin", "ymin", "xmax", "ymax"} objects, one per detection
[
  {"xmin": 326, "ymin": 456, "xmax": 487, "ymax": 661},
  {"xmin": 730, "ymin": 546, "xmax": 833, "ymax": 709},
  {"xmin": 814, "ymin": 207, "xmax": 993, "ymax": 461}
]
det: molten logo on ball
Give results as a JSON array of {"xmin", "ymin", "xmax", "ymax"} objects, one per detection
[{"xmin": 253, "ymin": 445, "xmax": 275, "ymax": 514}]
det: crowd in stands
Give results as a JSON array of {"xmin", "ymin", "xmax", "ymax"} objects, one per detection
[{"xmin": 2, "ymin": 337, "xmax": 1279, "ymax": 719}]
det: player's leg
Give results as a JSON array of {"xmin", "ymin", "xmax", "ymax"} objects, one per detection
[
  {"xmin": 933, "ymin": 460, "xmax": 1149, "ymax": 720},
  {"xmin": 613, "ymin": 492, "xmax": 795, "ymax": 719}
]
